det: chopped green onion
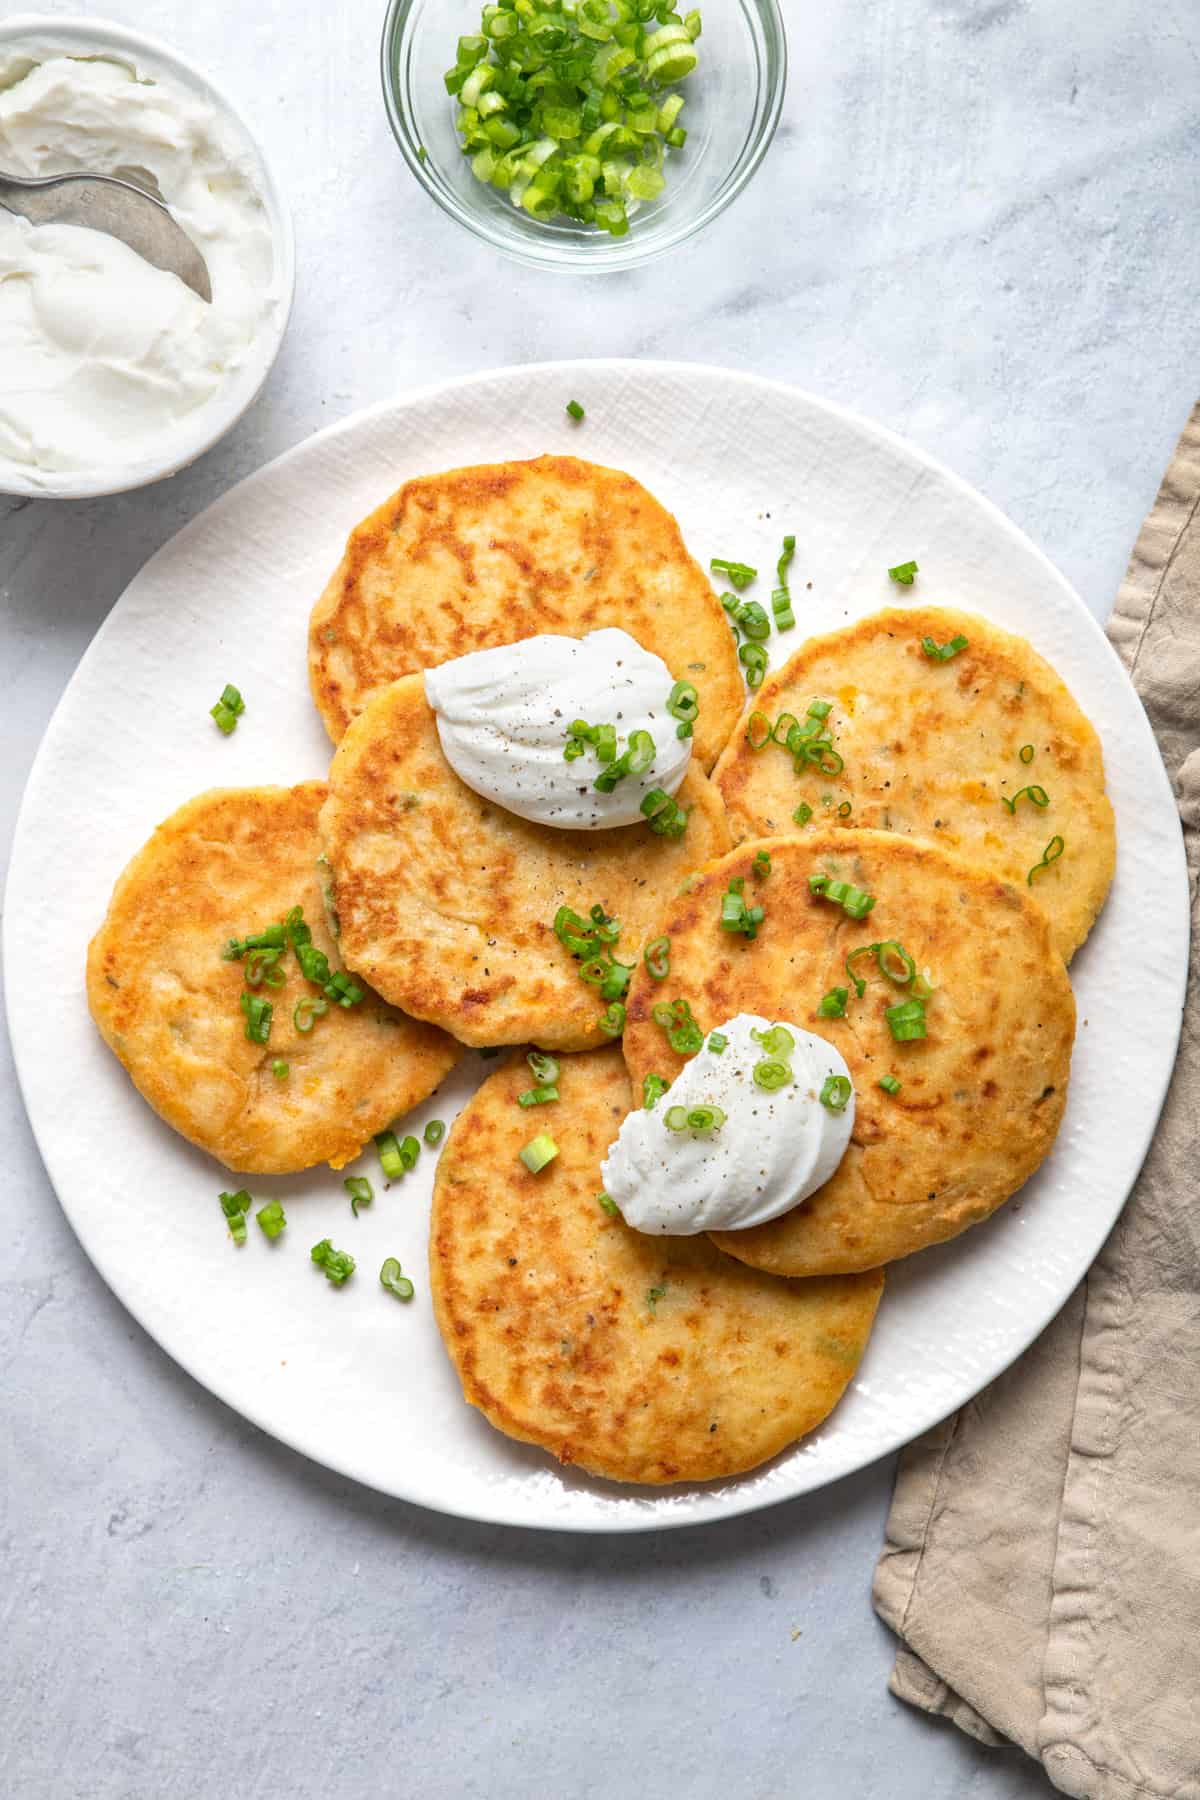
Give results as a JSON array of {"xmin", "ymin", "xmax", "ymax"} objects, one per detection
[
  {"xmin": 651, "ymin": 996, "xmax": 704, "ymax": 1055},
  {"xmin": 311, "ymin": 1238, "xmax": 356, "ymax": 1285},
  {"xmin": 640, "ymin": 787, "xmax": 689, "ymax": 838},
  {"xmin": 271, "ymin": 1059, "xmax": 289, "ymax": 1080},
  {"xmin": 399, "ymin": 1135, "xmax": 420, "ymax": 1172},
  {"xmin": 876, "ymin": 940, "xmax": 916, "ymax": 985},
  {"xmin": 888, "ymin": 561, "xmax": 918, "ymax": 585},
  {"xmin": 519, "ymin": 1084, "xmax": 559, "ymax": 1106},
  {"xmin": 772, "ymin": 534, "xmax": 796, "ymax": 630},
  {"xmin": 594, "ymin": 727, "xmax": 657, "ymax": 793},
  {"xmin": 738, "ymin": 643, "xmax": 769, "ymax": 689},
  {"xmin": 293, "ymin": 995, "xmax": 328, "ymax": 1034},
  {"xmin": 344, "ymin": 1175, "xmax": 374, "ymax": 1215},
  {"xmin": 423, "ymin": 1119, "xmax": 446, "ymax": 1147},
  {"xmin": 519, "ymin": 1133, "xmax": 559, "ymax": 1174},
  {"xmin": 886, "ymin": 997, "xmax": 927, "ymax": 1042},
  {"xmin": 256, "ymin": 1199, "xmax": 286, "ymax": 1240},
  {"xmin": 836, "ymin": 801, "xmax": 852, "ymax": 819},
  {"xmin": 735, "ymin": 599, "xmax": 770, "ymax": 641},
  {"xmin": 1019, "ymin": 743, "xmax": 1035, "ymax": 764},
  {"xmin": 719, "ymin": 875, "xmax": 764, "ymax": 940},
  {"xmin": 554, "ymin": 901, "xmax": 620, "ymax": 960},
  {"xmin": 223, "ymin": 922, "xmax": 286, "ymax": 960},
  {"xmin": 1028, "ymin": 835, "xmax": 1066, "ymax": 884},
  {"xmin": 844, "ymin": 943, "xmax": 877, "ymax": 997},
  {"xmin": 711, "ymin": 558, "xmax": 756, "ymax": 589},
  {"xmin": 644, "ymin": 935, "xmax": 670, "ymax": 980},
  {"xmin": 793, "ymin": 801, "xmax": 813, "ymax": 825},
  {"xmin": 746, "ymin": 710, "xmax": 772, "ymax": 749},
  {"xmin": 921, "ymin": 634, "xmax": 969, "ymax": 662},
  {"xmin": 598, "ymin": 1001, "xmax": 626, "ymax": 1037},
  {"xmin": 751, "ymin": 1024, "xmax": 795, "ymax": 1056},
  {"xmin": 810, "ymin": 874, "xmax": 877, "ymax": 921},
  {"xmin": 817, "ymin": 988, "xmax": 848, "ymax": 1018},
  {"xmin": 753, "ymin": 1058, "xmax": 793, "ymax": 1091},
  {"xmin": 706, "ymin": 1030, "xmax": 727, "ymax": 1054},
  {"xmin": 796, "ymin": 739, "xmax": 844, "ymax": 777},
  {"xmin": 665, "ymin": 1103, "xmax": 726, "ymax": 1133},
  {"xmin": 240, "ymin": 991, "xmax": 273, "ymax": 1044},
  {"xmin": 819, "ymin": 1075, "xmax": 852, "ymax": 1112},
  {"xmin": 878, "ymin": 1074, "xmax": 902, "ymax": 1095},
  {"xmin": 643, "ymin": 1072, "xmax": 669, "ymax": 1109},
  {"xmin": 597, "ymin": 1192, "xmax": 619, "ymax": 1217},
  {"xmin": 375, "ymin": 1129, "xmax": 405, "ymax": 1179},
  {"xmin": 210, "ymin": 682, "xmax": 245, "ymax": 735},
  {"xmin": 666, "ymin": 680, "xmax": 699, "ymax": 727},
  {"xmin": 646, "ymin": 1284, "xmax": 667, "ymax": 1314},
  {"xmin": 220, "ymin": 1189, "xmax": 251, "ymax": 1245},
  {"xmin": 752, "ymin": 850, "xmax": 771, "ymax": 880},
  {"xmin": 528, "ymin": 1049, "xmax": 560, "ymax": 1084},
  {"xmin": 663, "ymin": 1104, "xmax": 689, "ymax": 1131},
  {"xmin": 244, "ymin": 947, "xmax": 286, "ymax": 988},
  {"xmin": 566, "ymin": 399, "xmax": 585, "ymax": 421},
  {"xmin": 1002, "ymin": 784, "xmax": 1050, "ymax": 814},
  {"xmin": 380, "ymin": 1257, "xmax": 415, "ymax": 1301}
]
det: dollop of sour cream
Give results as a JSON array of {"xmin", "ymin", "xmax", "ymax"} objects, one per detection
[
  {"xmin": 601, "ymin": 1014, "xmax": 855, "ymax": 1236},
  {"xmin": 0, "ymin": 49, "xmax": 278, "ymax": 486},
  {"xmin": 424, "ymin": 629, "xmax": 691, "ymax": 829}
]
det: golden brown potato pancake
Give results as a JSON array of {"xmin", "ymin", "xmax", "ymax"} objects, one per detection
[
  {"xmin": 622, "ymin": 830, "xmax": 1075, "ymax": 1276},
  {"xmin": 430, "ymin": 1047, "xmax": 883, "ymax": 1485},
  {"xmin": 87, "ymin": 783, "xmax": 461, "ymax": 1174},
  {"xmin": 319, "ymin": 675, "xmax": 732, "ymax": 1051},
  {"xmin": 308, "ymin": 454, "xmax": 743, "ymax": 770},
  {"xmin": 712, "ymin": 606, "xmax": 1114, "ymax": 962}
]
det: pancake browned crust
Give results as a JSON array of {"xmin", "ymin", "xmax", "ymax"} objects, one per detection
[
  {"xmin": 319, "ymin": 675, "xmax": 732, "ymax": 1051},
  {"xmin": 712, "ymin": 607, "xmax": 1115, "ymax": 962},
  {"xmin": 622, "ymin": 831, "xmax": 1075, "ymax": 1276},
  {"xmin": 307, "ymin": 454, "xmax": 743, "ymax": 770},
  {"xmin": 430, "ymin": 1047, "xmax": 884, "ymax": 1485},
  {"xmin": 86, "ymin": 784, "xmax": 461, "ymax": 1174}
]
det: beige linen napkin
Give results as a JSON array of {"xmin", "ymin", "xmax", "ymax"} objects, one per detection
[{"xmin": 874, "ymin": 404, "xmax": 1200, "ymax": 1799}]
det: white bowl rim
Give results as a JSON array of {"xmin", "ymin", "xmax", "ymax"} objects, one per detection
[{"xmin": 0, "ymin": 13, "xmax": 296, "ymax": 501}]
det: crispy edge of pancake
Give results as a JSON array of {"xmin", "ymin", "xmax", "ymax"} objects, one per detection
[
  {"xmin": 712, "ymin": 605, "xmax": 1116, "ymax": 962},
  {"xmin": 622, "ymin": 829, "xmax": 1075, "ymax": 1275},
  {"xmin": 307, "ymin": 454, "xmax": 744, "ymax": 770},
  {"xmin": 318, "ymin": 674, "xmax": 732, "ymax": 1051},
  {"xmin": 86, "ymin": 782, "xmax": 462, "ymax": 1174},
  {"xmin": 429, "ymin": 1046, "xmax": 884, "ymax": 1485}
]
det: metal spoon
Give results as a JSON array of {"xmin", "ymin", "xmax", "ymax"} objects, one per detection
[{"xmin": 0, "ymin": 168, "xmax": 212, "ymax": 302}]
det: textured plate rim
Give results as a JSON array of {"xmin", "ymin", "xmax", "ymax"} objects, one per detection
[{"xmin": 4, "ymin": 359, "xmax": 1189, "ymax": 1531}]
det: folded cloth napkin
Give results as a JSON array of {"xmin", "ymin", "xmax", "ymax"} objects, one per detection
[{"xmin": 873, "ymin": 403, "xmax": 1200, "ymax": 1800}]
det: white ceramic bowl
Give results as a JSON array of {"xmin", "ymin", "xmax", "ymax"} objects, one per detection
[{"xmin": 0, "ymin": 15, "xmax": 295, "ymax": 500}]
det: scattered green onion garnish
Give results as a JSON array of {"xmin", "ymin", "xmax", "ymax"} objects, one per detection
[
  {"xmin": 220, "ymin": 1189, "xmax": 252, "ymax": 1245},
  {"xmin": 793, "ymin": 801, "xmax": 813, "ymax": 825},
  {"xmin": 380, "ymin": 1257, "xmax": 414, "ymax": 1301},
  {"xmin": 646, "ymin": 1284, "xmax": 667, "ymax": 1314},
  {"xmin": 876, "ymin": 940, "xmax": 916, "ymax": 984},
  {"xmin": 809, "ymin": 873, "xmax": 877, "ymax": 920},
  {"xmin": 711, "ymin": 558, "xmax": 756, "ymax": 590},
  {"xmin": 819, "ymin": 1075, "xmax": 852, "ymax": 1112},
  {"xmin": 294, "ymin": 996, "xmax": 329, "ymax": 1034},
  {"xmin": 519, "ymin": 1083, "xmax": 560, "ymax": 1106},
  {"xmin": 878, "ymin": 1074, "xmax": 902, "ymax": 1095},
  {"xmin": 746, "ymin": 710, "xmax": 772, "ymax": 749},
  {"xmin": 888, "ymin": 561, "xmax": 918, "ymax": 585},
  {"xmin": 817, "ymin": 988, "xmax": 848, "ymax": 1018},
  {"xmin": 719, "ymin": 874, "xmax": 765, "ymax": 939},
  {"xmin": 644, "ymin": 935, "xmax": 670, "ymax": 980},
  {"xmin": 344, "ymin": 1175, "xmax": 374, "ymax": 1216},
  {"xmin": 1028, "ymin": 835, "xmax": 1065, "ymax": 884},
  {"xmin": 597, "ymin": 1191, "xmax": 619, "ymax": 1217},
  {"xmin": 651, "ymin": 996, "xmax": 704, "ymax": 1054},
  {"xmin": 594, "ymin": 727, "xmax": 657, "ymax": 793},
  {"xmin": 666, "ymin": 680, "xmax": 699, "ymax": 743},
  {"xmin": 528, "ymin": 1049, "xmax": 561, "ymax": 1084},
  {"xmin": 210, "ymin": 682, "xmax": 245, "ymax": 735},
  {"xmin": 752, "ymin": 1058, "xmax": 793, "ymax": 1091},
  {"xmin": 836, "ymin": 801, "xmax": 852, "ymax": 819},
  {"xmin": 598, "ymin": 1001, "xmax": 626, "ymax": 1037},
  {"xmin": 885, "ymin": 997, "xmax": 927, "ymax": 1042},
  {"xmin": 641, "ymin": 786, "xmax": 689, "ymax": 838},
  {"xmin": 256, "ymin": 1200, "xmax": 286, "ymax": 1240},
  {"xmin": 643, "ymin": 1071, "xmax": 669, "ymax": 1109},
  {"xmin": 1002, "ymin": 784, "xmax": 1050, "ymax": 814},
  {"xmin": 921, "ymin": 634, "xmax": 969, "ymax": 662},
  {"xmin": 375, "ymin": 1129, "xmax": 406, "ymax": 1180},
  {"xmin": 752, "ymin": 850, "xmax": 771, "ymax": 880},
  {"xmin": 738, "ymin": 642, "xmax": 768, "ymax": 689},
  {"xmin": 311, "ymin": 1238, "xmax": 356, "ymax": 1285},
  {"xmin": 424, "ymin": 1119, "xmax": 446, "ymax": 1147},
  {"xmin": 519, "ymin": 1132, "xmax": 559, "ymax": 1174},
  {"xmin": 240, "ymin": 992, "xmax": 273, "ymax": 1044},
  {"xmin": 750, "ymin": 1023, "xmax": 795, "ymax": 1056},
  {"xmin": 272, "ymin": 1059, "xmax": 289, "ymax": 1080},
  {"xmin": 706, "ymin": 1030, "xmax": 727, "ymax": 1054},
  {"xmin": 772, "ymin": 534, "xmax": 796, "ymax": 630},
  {"xmin": 566, "ymin": 399, "xmax": 585, "ymax": 421},
  {"xmin": 1019, "ymin": 744, "xmax": 1036, "ymax": 764},
  {"xmin": 664, "ymin": 1103, "xmax": 726, "ymax": 1133},
  {"xmin": 733, "ymin": 599, "xmax": 770, "ymax": 642},
  {"xmin": 399, "ymin": 1136, "xmax": 420, "ymax": 1172},
  {"xmin": 223, "ymin": 923, "xmax": 285, "ymax": 960},
  {"xmin": 446, "ymin": 3, "xmax": 703, "ymax": 239}
]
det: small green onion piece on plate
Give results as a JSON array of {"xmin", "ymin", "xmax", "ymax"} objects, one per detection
[
  {"xmin": 566, "ymin": 399, "xmax": 585, "ymax": 421},
  {"xmin": 886, "ymin": 997, "xmax": 927, "ymax": 1042},
  {"xmin": 271, "ymin": 1059, "xmax": 289, "ymax": 1080},
  {"xmin": 711, "ymin": 558, "xmax": 756, "ymax": 590},
  {"xmin": 527, "ymin": 1049, "xmax": 560, "ymax": 1084},
  {"xmin": 888, "ymin": 561, "xmax": 918, "ymax": 584},
  {"xmin": 219, "ymin": 1189, "xmax": 251, "ymax": 1245},
  {"xmin": 643, "ymin": 1072, "xmax": 670, "ymax": 1109},
  {"xmin": 597, "ymin": 1192, "xmax": 619, "ymax": 1218},
  {"xmin": 210, "ymin": 682, "xmax": 245, "ymax": 735},
  {"xmin": 375, "ymin": 1129, "xmax": 406, "ymax": 1179},
  {"xmin": 793, "ymin": 801, "xmax": 813, "ymax": 826},
  {"xmin": 817, "ymin": 987, "xmax": 848, "ymax": 1019},
  {"xmin": 921, "ymin": 634, "xmax": 969, "ymax": 662},
  {"xmin": 706, "ymin": 1031, "xmax": 727, "ymax": 1055},
  {"xmin": 1019, "ymin": 743, "xmax": 1036, "ymax": 764},
  {"xmin": 519, "ymin": 1133, "xmax": 559, "ymax": 1174},
  {"xmin": 256, "ymin": 1199, "xmax": 287, "ymax": 1240},
  {"xmin": 311, "ymin": 1238, "xmax": 356, "ymax": 1285},
  {"xmin": 1002, "ymin": 784, "xmax": 1050, "ymax": 814},
  {"xmin": 878, "ymin": 1074, "xmax": 902, "ymax": 1096},
  {"xmin": 344, "ymin": 1175, "xmax": 373, "ymax": 1215},
  {"xmin": 380, "ymin": 1257, "xmax": 415, "ymax": 1301},
  {"xmin": 518, "ymin": 1084, "xmax": 559, "ymax": 1106},
  {"xmin": 819, "ymin": 1075, "xmax": 852, "ymax": 1112},
  {"xmin": 423, "ymin": 1119, "xmax": 446, "ymax": 1147}
]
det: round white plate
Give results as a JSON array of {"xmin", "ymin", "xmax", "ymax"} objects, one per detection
[{"xmin": 5, "ymin": 361, "xmax": 1188, "ymax": 1531}]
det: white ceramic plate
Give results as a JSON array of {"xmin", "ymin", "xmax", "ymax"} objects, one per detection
[{"xmin": 5, "ymin": 361, "xmax": 1188, "ymax": 1531}]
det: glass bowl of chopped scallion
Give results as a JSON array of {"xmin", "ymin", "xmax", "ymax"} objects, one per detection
[{"xmin": 381, "ymin": 0, "xmax": 786, "ymax": 271}]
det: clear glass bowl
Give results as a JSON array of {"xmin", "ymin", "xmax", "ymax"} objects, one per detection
[{"xmin": 381, "ymin": 0, "xmax": 786, "ymax": 273}]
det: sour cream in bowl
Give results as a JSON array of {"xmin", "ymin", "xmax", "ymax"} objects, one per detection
[{"xmin": 0, "ymin": 16, "xmax": 294, "ymax": 499}]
